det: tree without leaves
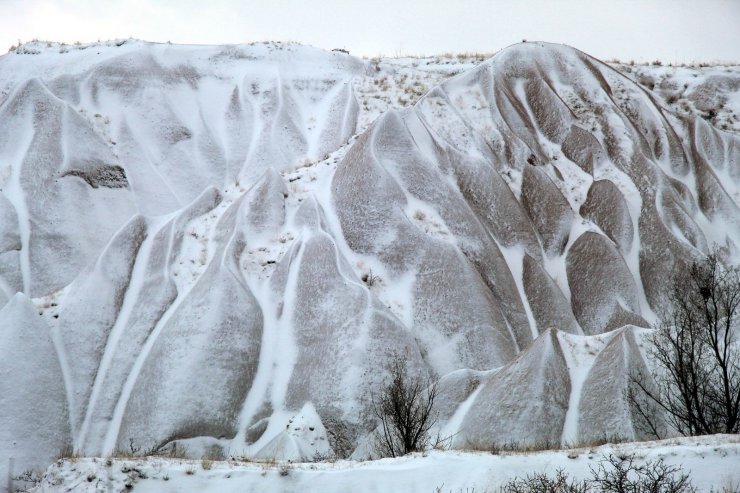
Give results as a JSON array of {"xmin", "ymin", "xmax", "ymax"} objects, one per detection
[
  {"xmin": 629, "ymin": 252, "xmax": 740, "ymax": 437},
  {"xmin": 371, "ymin": 357, "xmax": 439, "ymax": 458}
]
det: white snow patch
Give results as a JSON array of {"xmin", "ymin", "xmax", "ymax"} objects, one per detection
[{"xmin": 32, "ymin": 435, "xmax": 740, "ymax": 493}]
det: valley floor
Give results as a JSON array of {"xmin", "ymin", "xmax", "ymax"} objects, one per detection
[{"xmin": 27, "ymin": 435, "xmax": 740, "ymax": 492}]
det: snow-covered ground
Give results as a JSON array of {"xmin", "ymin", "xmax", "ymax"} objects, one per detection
[
  {"xmin": 24, "ymin": 435, "xmax": 740, "ymax": 493},
  {"xmin": 610, "ymin": 61, "xmax": 740, "ymax": 134}
]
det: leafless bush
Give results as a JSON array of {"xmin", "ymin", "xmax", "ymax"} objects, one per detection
[
  {"xmin": 11, "ymin": 469, "xmax": 43, "ymax": 492},
  {"xmin": 362, "ymin": 269, "xmax": 381, "ymax": 287},
  {"xmin": 488, "ymin": 439, "xmax": 560, "ymax": 455},
  {"xmin": 499, "ymin": 454, "xmax": 696, "ymax": 492},
  {"xmin": 371, "ymin": 357, "xmax": 439, "ymax": 457},
  {"xmin": 501, "ymin": 468, "xmax": 589, "ymax": 493},
  {"xmin": 589, "ymin": 454, "xmax": 696, "ymax": 493},
  {"xmin": 55, "ymin": 444, "xmax": 79, "ymax": 460}
]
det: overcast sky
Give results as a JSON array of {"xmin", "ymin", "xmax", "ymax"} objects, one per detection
[{"xmin": 2, "ymin": 0, "xmax": 739, "ymax": 63}]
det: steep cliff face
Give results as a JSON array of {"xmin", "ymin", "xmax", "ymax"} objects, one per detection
[{"xmin": 0, "ymin": 40, "xmax": 738, "ymax": 473}]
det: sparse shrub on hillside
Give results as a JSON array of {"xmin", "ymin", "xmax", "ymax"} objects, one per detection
[
  {"xmin": 499, "ymin": 454, "xmax": 696, "ymax": 493},
  {"xmin": 371, "ymin": 357, "xmax": 439, "ymax": 458},
  {"xmin": 502, "ymin": 468, "xmax": 589, "ymax": 493},
  {"xmin": 665, "ymin": 93, "xmax": 680, "ymax": 104},
  {"xmin": 55, "ymin": 444, "xmax": 78, "ymax": 460},
  {"xmin": 109, "ymin": 438, "xmax": 190, "ymax": 459},
  {"xmin": 637, "ymin": 74, "xmax": 656, "ymax": 90},
  {"xmin": 629, "ymin": 252, "xmax": 740, "ymax": 437},
  {"xmin": 11, "ymin": 469, "xmax": 43, "ymax": 492},
  {"xmin": 362, "ymin": 269, "xmax": 381, "ymax": 287},
  {"xmin": 324, "ymin": 415, "xmax": 356, "ymax": 459},
  {"xmin": 589, "ymin": 454, "xmax": 696, "ymax": 493},
  {"xmin": 487, "ymin": 439, "xmax": 559, "ymax": 455},
  {"xmin": 161, "ymin": 442, "xmax": 189, "ymax": 459},
  {"xmin": 461, "ymin": 434, "xmax": 632, "ymax": 456}
]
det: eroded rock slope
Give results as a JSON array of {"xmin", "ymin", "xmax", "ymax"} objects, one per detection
[{"xmin": 0, "ymin": 40, "xmax": 738, "ymax": 473}]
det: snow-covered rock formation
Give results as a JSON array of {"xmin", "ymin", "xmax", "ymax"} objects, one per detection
[{"xmin": 0, "ymin": 40, "xmax": 738, "ymax": 476}]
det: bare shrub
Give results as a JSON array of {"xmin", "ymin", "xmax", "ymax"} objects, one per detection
[
  {"xmin": 55, "ymin": 444, "xmax": 79, "ymax": 460},
  {"xmin": 371, "ymin": 357, "xmax": 439, "ymax": 457},
  {"xmin": 502, "ymin": 468, "xmax": 589, "ymax": 493},
  {"xmin": 11, "ymin": 469, "xmax": 43, "ymax": 492},
  {"xmin": 362, "ymin": 269, "xmax": 381, "ymax": 287},
  {"xmin": 488, "ymin": 439, "xmax": 560, "ymax": 455},
  {"xmin": 499, "ymin": 454, "xmax": 696, "ymax": 492},
  {"xmin": 589, "ymin": 454, "xmax": 696, "ymax": 493}
]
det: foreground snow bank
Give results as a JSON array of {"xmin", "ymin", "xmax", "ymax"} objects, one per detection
[{"xmin": 28, "ymin": 435, "xmax": 740, "ymax": 492}]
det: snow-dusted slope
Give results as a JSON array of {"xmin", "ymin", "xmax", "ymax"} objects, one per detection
[
  {"xmin": 1, "ymin": 40, "xmax": 739, "ymax": 476},
  {"xmin": 27, "ymin": 435, "xmax": 740, "ymax": 493},
  {"xmin": 0, "ymin": 40, "xmax": 361, "ymax": 297}
]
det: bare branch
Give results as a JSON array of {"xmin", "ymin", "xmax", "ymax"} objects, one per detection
[
  {"xmin": 371, "ymin": 356, "xmax": 440, "ymax": 457},
  {"xmin": 630, "ymin": 251, "xmax": 740, "ymax": 436}
]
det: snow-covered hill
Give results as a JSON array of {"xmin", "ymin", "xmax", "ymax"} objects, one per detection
[{"xmin": 1, "ymin": 40, "xmax": 739, "ymax": 478}]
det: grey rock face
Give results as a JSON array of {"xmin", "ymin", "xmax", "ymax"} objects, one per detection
[
  {"xmin": 276, "ymin": 227, "xmax": 424, "ymax": 424},
  {"xmin": 117, "ymin": 238, "xmax": 263, "ymax": 449},
  {"xmin": 561, "ymin": 125, "xmax": 604, "ymax": 175},
  {"xmin": 580, "ymin": 180, "xmax": 634, "ymax": 254},
  {"xmin": 0, "ymin": 194, "xmax": 22, "ymax": 306},
  {"xmin": 567, "ymin": 232, "xmax": 647, "ymax": 335},
  {"xmin": 578, "ymin": 327, "xmax": 664, "ymax": 442},
  {"xmin": 455, "ymin": 329, "xmax": 571, "ymax": 449},
  {"xmin": 520, "ymin": 164, "xmax": 574, "ymax": 256},
  {"xmin": 333, "ymin": 110, "xmax": 526, "ymax": 367},
  {"xmin": 0, "ymin": 78, "xmax": 136, "ymax": 296},
  {"xmin": 522, "ymin": 254, "xmax": 581, "ymax": 334},
  {"xmin": 0, "ymin": 294, "xmax": 71, "ymax": 482},
  {"xmin": 56, "ymin": 214, "xmax": 149, "ymax": 441}
]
